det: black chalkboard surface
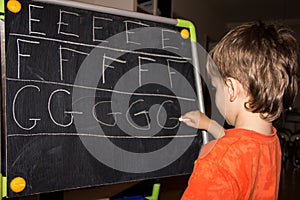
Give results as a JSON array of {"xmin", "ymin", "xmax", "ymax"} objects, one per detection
[{"xmin": 3, "ymin": 0, "xmax": 203, "ymax": 197}]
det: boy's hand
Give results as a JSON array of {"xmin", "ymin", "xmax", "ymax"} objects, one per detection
[
  {"xmin": 180, "ymin": 110, "xmax": 225, "ymax": 139},
  {"xmin": 180, "ymin": 111, "xmax": 210, "ymax": 130}
]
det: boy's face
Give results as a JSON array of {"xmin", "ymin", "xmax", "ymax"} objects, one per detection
[
  {"xmin": 211, "ymin": 77, "xmax": 225, "ymax": 114},
  {"xmin": 211, "ymin": 76, "xmax": 230, "ymax": 123}
]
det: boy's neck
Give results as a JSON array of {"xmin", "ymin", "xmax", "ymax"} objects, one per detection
[{"xmin": 234, "ymin": 112, "xmax": 273, "ymax": 135}]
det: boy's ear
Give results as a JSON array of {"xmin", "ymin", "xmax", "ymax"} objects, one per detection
[{"xmin": 225, "ymin": 78, "xmax": 240, "ymax": 102}]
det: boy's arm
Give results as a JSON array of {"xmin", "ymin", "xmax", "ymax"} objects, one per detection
[
  {"xmin": 207, "ymin": 120, "xmax": 225, "ymax": 139},
  {"xmin": 181, "ymin": 111, "xmax": 225, "ymax": 139},
  {"xmin": 181, "ymin": 154, "xmax": 238, "ymax": 199}
]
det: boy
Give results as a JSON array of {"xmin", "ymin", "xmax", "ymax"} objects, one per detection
[{"xmin": 181, "ymin": 21, "xmax": 298, "ymax": 199}]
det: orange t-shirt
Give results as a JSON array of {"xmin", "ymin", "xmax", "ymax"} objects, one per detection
[{"xmin": 182, "ymin": 128, "xmax": 281, "ymax": 200}]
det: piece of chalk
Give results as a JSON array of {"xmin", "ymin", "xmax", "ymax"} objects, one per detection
[{"xmin": 179, "ymin": 117, "xmax": 191, "ymax": 122}]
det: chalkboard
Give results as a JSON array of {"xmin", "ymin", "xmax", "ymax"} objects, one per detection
[{"xmin": 2, "ymin": 0, "xmax": 204, "ymax": 197}]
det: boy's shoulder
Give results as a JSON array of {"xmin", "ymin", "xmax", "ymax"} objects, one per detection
[
  {"xmin": 198, "ymin": 130, "xmax": 241, "ymax": 161},
  {"xmin": 198, "ymin": 128, "xmax": 277, "ymax": 163}
]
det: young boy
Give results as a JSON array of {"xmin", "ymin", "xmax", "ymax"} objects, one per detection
[{"xmin": 181, "ymin": 21, "xmax": 298, "ymax": 199}]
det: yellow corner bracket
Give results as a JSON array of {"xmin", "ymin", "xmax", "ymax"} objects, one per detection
[
  {"xmin": 176, "ymin": 19, "xmax": 197, "ymax": 42},
  {"xmin": 0, "ymin": 174, "xmax": 7, "ymax": 199},
  {"xmin": 7, "ymin": 0, "xmax": 22, "ymax": 14},
  {"xmin": 10, "ymin": 177, "xmax": 26, "ymax": 193}
]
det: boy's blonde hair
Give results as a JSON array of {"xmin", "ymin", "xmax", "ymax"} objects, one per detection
[{"xmin": 209, "ymin": 21, "xmax": 298, "ymax": 121}]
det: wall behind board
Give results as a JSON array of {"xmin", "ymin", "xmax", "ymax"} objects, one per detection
[{"xmin": 73, "ymin": 0, "xmax": 137, "ymax": 11}]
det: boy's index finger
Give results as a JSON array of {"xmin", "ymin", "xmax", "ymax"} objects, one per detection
[{"xmin": 179, "ymin": 117, "xmax": 192, "ymax": 122}]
